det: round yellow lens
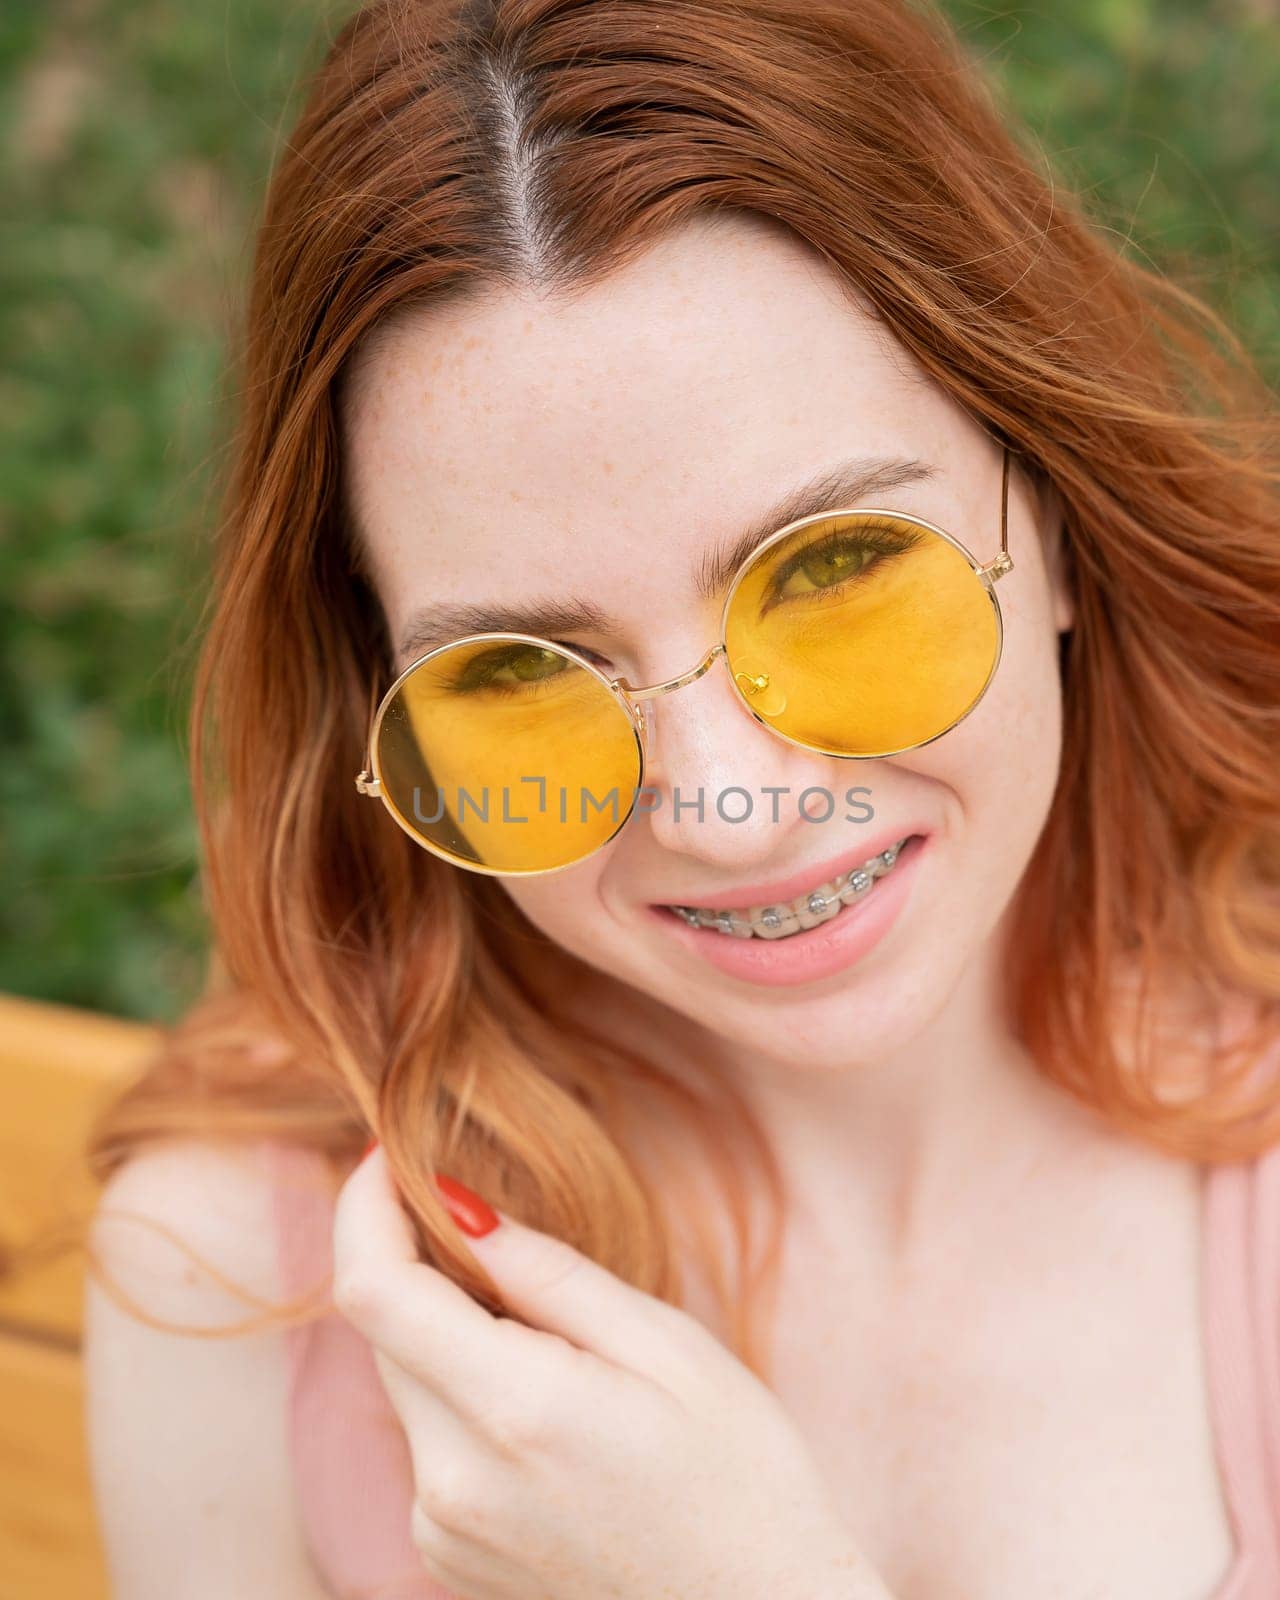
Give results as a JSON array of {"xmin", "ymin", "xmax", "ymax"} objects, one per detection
[
  {"xmin": 373, "ymin": 638, "xmax": 642, "ymax": 872},
  {"xmin": 723, "ymin": 511, "xmax": 1000, "ymax": 755}
]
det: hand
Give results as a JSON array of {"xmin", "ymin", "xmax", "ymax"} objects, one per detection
[{"xmin": 331, "ymin": 1145, "xmax": 895, "ymax": 1600}]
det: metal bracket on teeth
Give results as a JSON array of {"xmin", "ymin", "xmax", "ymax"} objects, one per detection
[{"xmin": 672, "ymin": 839, "xmax": 907, "ymax": 932}]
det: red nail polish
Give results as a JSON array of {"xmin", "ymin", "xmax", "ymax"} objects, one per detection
[{"xmin": 434, "ymin": 1173, "xmax": 500, "ymax": 1237}]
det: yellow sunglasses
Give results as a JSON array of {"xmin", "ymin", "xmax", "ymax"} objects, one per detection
[{"xmin": 355, "ymin": 446, "xmax": 1013, "ymax": 876}]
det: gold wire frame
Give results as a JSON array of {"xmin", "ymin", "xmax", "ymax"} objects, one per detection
[{"xmin": 354, "ymin": 444, "xmax": 1014, "ymax": 873}]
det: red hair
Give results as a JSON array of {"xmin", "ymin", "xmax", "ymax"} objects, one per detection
[{"xmin": 66, "ymin": 0, "xmax": 1280, "ymax": 1376}]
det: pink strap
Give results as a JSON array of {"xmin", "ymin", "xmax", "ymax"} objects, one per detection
[
  {"xmin": 260, "ymin": 1139, "xmax": 458, "ymax": 1599},
  {"xmin": 261, "ymin": 1123, "xmax": 1280, "ymax": 1599}
]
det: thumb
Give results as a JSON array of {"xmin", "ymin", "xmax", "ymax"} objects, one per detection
[{"xmin": 434, "ymin": 1170, "xmax": 698, "ymax": 1381}]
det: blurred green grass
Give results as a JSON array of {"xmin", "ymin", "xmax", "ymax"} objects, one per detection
[{"xmin": 2, "ymin": 0, "xmax": 1277, "ymax": 1024}]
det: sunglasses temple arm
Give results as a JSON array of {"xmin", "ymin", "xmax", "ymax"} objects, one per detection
[
  {"xmin": 982, "ymin": 444, "xmax": 1014, "ymax": 582},
  {"xmin": 1001, "ymin": 445, "xmax": 1010, "ymax": 559},
  {"xmin": 354, "ymin": 675, "xmax": 382, "ymax": 796}
]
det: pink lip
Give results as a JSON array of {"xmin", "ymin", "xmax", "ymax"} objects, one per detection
[
  {"xmin": 650, "ymin": 821, "xmax": 931, "ymax": 913},
  {"xmin": 646, "ymin": 831, "xmax": 929, "ymax": 988}
]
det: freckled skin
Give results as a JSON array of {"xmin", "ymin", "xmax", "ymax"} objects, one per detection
[
  {"xmin": 340, "ymin": 212, "xmax": 1242, "ymax": 1600},
  {"xmin": 342, "ymin": 209, "xmax": 1073, "ymax": 1076}
]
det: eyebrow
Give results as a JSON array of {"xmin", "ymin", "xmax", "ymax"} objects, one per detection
[{"xmin": 391, "ymin": 454, "xmax": 937, "ymax": 670}]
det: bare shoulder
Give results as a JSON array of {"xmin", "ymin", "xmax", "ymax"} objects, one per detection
[{"xmin": 84, "ymin": 1137, "xmax": 334, "ymax": 1599}]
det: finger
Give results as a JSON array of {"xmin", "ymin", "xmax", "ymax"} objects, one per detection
[
  {"xmin": 436, "ymin": 1178, "xmax": 711, "ymax": 1384},
  {"xmin": 368, "ymin": 1342, "xmax": 472, "ymax": 1466},
  {"xmin": 330, "ymin": 1145, "xmax": 570, "ymax": 1416}
]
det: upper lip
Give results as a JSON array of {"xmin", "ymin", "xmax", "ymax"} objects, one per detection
[{"xmin": 653, "ymin": 822, "xmax": 930, "ymax": 912}]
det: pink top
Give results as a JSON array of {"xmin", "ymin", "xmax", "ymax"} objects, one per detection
[{"xmin": 260, "ymin": 1137, "xmax": 1280, "ymax": 1600}]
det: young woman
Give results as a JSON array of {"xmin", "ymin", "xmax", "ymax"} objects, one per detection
[{"xmin": 81, "ymin": 1, "xmax": 1280, "ymax": 1597}]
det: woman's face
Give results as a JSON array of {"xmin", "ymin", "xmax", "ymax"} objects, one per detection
[{"xmin": 342, "ymin": 211, "xmax": 1073, "ymax": 1067}]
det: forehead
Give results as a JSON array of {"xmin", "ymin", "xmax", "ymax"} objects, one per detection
[{"xmin": 341, "ymin": 214, "xmax": 956, "ymax": 615}]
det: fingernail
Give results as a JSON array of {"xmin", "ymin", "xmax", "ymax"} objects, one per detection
[{"xmin": 434, "ymin": 1172, "xmax": 500, "ymax": 1238}]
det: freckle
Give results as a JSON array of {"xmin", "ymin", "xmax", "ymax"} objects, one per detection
[{"xmin": 601, "ymin": 460, "xmax": 614, "ymax": 475}]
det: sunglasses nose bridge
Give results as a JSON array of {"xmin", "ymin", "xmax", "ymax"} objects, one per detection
[{"xmin": 619, "ymin": 640, "xmax": 728, "ymax": 713}]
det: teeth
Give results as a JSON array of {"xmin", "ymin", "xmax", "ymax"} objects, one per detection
[
  {"xmin": 840, "ymin": 867, "xmax": 875, "ymax": 904},
  {"xmin": 670, "ymin": 837, "xmax": 913, "ymax": 940},
  {"xmin": 791, "ymin": 882, "xmax": 843, "ymax": 930},
  {"xmin": 749, "ymin": 904, "xmax": 800, "ymax": 940}
]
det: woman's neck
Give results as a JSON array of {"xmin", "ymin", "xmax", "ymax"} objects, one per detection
[{"xmin": 553, "ymin": 927, "xmax": 1143, "ymax": 1271}]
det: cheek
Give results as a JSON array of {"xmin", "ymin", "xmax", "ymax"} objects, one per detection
[
  {"xmin": 499, "ymin": 872, "xmax": 610, "ymax": 946},
  {"xmin": 1001, "ymin": 576, "xmax": 1067, "ymax": 740},
  {"xmin": 906, "ymin": 588, "xmax": 1066, "ymax": 836},
  {"xmin": 973, "ymin": 596, "xmax": 1066, "ymax": 828}
]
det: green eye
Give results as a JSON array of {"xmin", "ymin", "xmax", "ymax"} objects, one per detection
[
  {"xmin": 454, "ymin": 644, "xmax": 570, "ymax": 691},
  {"xmin": 790, "ymin": 542, "xmax": 872, "ymax": 592},
  {"xmin": 764, "ymin": 520, "xmax": 928, "ymax": 607},
  {"xmin": 508, "ymin": 646, "xmax": 567, "ymax": 682}
]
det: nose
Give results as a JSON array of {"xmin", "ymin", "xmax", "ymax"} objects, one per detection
[{"xmin": 636, "ymin": 655, "xmax": 832, "ymax": 869}]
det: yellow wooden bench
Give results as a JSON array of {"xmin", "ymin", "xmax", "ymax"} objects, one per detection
[{"xmin": 0, "ymin": 992, "xmax": 161, "ymax": 1600}]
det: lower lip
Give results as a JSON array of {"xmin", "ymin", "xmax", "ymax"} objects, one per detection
[{"xmin": 646, "ymin": 834, "xmax": 928, "ymax": 988}]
